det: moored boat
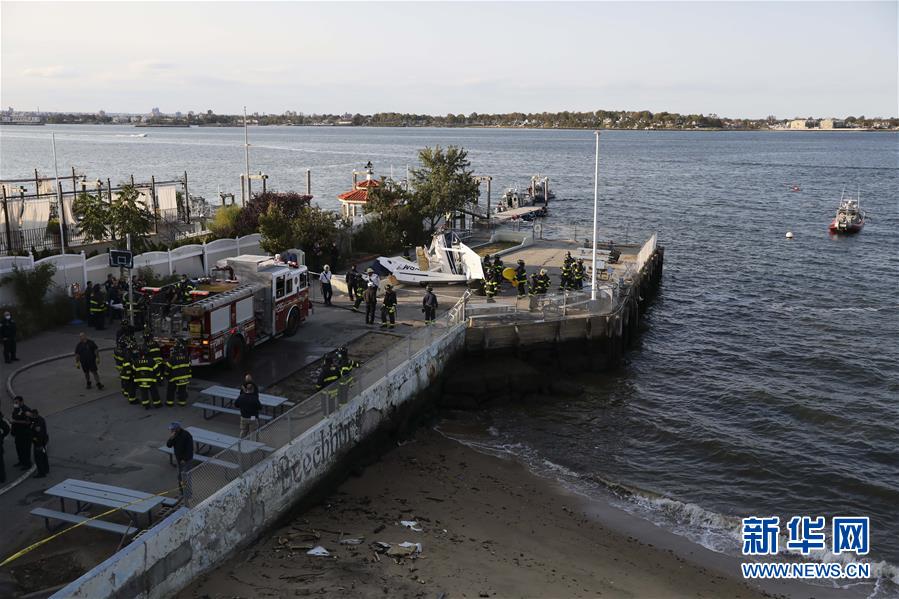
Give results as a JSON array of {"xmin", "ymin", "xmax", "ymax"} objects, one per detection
[{"xmin": 828, "ymin": 189, "xmax": 865, "ymax": 234}]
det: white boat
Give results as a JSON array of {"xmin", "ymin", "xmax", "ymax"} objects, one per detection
[{"xmin": 376, "ymin": 231, "xmax": 484, "ymax": 285}]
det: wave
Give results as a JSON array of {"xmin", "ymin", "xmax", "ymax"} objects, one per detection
[{"xmin": 441, "ymin": 426, "xmax": 899, "ymax": 591}]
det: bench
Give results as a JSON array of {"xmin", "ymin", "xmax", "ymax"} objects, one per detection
[
  {"xmin": 31, "ymin": 507, "xmax": 138, "ymax": 536},
  {"xmin": 157, "ymin": 446, "xmax": 240, "ymax": 470},
  {"xmin": 192, "ymin": 402, "xmax": 274, "ymax": 421}
]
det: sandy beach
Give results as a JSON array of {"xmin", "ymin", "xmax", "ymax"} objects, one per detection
[{"xmin": 182, "ymin": 425, "xmax": 770, "ymax": 599}]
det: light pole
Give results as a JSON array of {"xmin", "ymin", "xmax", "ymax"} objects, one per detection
[{"xmin": 591, "ymin": 131, "xmax": 600, "ymax": 301}]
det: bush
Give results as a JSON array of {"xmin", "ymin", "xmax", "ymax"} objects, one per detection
[
  {"xmin": 137, "ymin": 266, "xmax": 180, "ymax": 287},
  {"xmin": 209, "ymin": 205, "xmax": 241, "ymax": 238},
  {"xmin": 235, "ymin": 191, "xmax": 312, "ymax": 236},
  {"xmin": 0, "ymin": 264, "xmax": 73, "ymax": 338},
  {"xmin": 352, "ymin": 218, "xmax": 403, "ymax": 256},
  {"xmin": 1, "ymin": 264, "xmax": 57, "ymax": 319}
]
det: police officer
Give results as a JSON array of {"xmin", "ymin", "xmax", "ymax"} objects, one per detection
[
  {"xmin": 10, "ymin": 396, "xmax": 31, "ymax": 470},
  {"xmin": 515, "ymin": 260, "xmax": 528, "ymax": 297},
  {"xmin": 422, "ymin": 285, "xmax": 438, "ymax": 324},
  {"xmin": 134, "ymin": 348, "xmax": 161, "ymax": 409},
  {"xmin": 165, "ymin": 340, "xmax": 191, "ymax": 407},
  {"xmin": 381, "ymin": 284, "xmax": 398, "ymax": 329},
  {"xmin": 28, "ymin": 408, "xmax": 49, "ymax": 478},
  {"xmin": 1, "ymin": 311, "xmax": 18, "ymax": 363},
  {"xmin": 363, "ymin": 281, "xmax": 378, "ymax": 325},
  {"xmin": 114, "ymin": 337, "xmax": 136, "ymax": 405}
]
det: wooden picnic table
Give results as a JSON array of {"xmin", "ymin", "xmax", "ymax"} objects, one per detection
[
  {"xmin": 186, "ymin": 426, "xmax": 274, "ymax": 455},
  {"xmin": 44, "ymin": 478, "xmax": 175, "ymax": 527},
  {"xmin": 200, "ymin": 385, "xmax": 293, "ymax": 416}
]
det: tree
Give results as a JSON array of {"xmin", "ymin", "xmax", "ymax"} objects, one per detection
[
  {"xmin": 110, "ymin": 184, "xmax": 155, "ymax": 247},
  {"xmin": 72, "ymin": 191, "xmax": 110, "ymax": 242},
  {"xmin": 1, "ymin": 263, "xmax": 57, "ymax": 319},
  {"xmin": 210, "ymin": 205, "xmax": 241, "ymax": 238},
  {"xmin": 258, "ymin": 203, "xmax": 340, "ymax": 260},
  {"xmin": 235, "ymin": 191, "xmax": 312, "ymax": 236},
  {"xmin": 258, "ymin": 204, "xmax": 296, "ymax": 254},
  {"xmin": 409, "ymin": 146, "xmax": 480, "ymax": 233}
]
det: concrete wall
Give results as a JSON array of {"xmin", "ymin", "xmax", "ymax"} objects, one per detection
[
  {"xmin": 53, "ymin": 321, "xmax": 467, "ymax": 599},
  {"xmin": 0, "ymin": 234, "xmax": 262, "ymax": 305}
]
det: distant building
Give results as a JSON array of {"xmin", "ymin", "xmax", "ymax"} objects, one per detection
[
  {"xmin": 819, "ymin": 118, "xmax": 844, "ymax": 129},
  {"xmin": 151, "ymin": 107, "xmax": 161, "ymax": 117},
  {"xmin": 789, "ymin": 119, "xmax": 813, "ymax": 130}
]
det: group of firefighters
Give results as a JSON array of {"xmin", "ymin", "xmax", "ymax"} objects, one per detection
[
  {"xmin": 316, "ymin": 346, "xmax": 360, "ymax": 393},
  {"xmin": 113, "ymin": 326, "xmax": 192, "ymax": 409},
  {"xmin": 480, "ymin": 252, "xmax": 586, "ymax": 302}
]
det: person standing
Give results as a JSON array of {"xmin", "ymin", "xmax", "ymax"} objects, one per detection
[
  {"xmin": 74, "ymin": 333, "xmax": 104, "ymax": 390},
  {"xmin": 492, "ymin": 256, "xmax": 504, "ymax": 289},
  {"xmin": 484, "ymin": 270, "xmax": 498, "ymax": 302},
  {"xmin": 573, "ymin": 258, "xmax": 586, "ymax": 290},
  {"xmin": 89, "ymin": 283, "xmax": 106, "ymax": 330},
  {"xmin": 134, "ymin": 348, "xmax": 161, "ymax": 408},
  {"xmin": 381, "ymin": 284, "xmax": 398, "ymax": 329},
  {"xmin": 165, "ymin": 422, "xmax": 194, "ymax": 499},
  {"xmin": 346, "ymin": 264, "xmax": 358, "ymax": 302},
  {"xmin": 165, "ymin": 341, "xmax": 191, "ymax": 407},
  {"xmin": 234, "ymin": 375, "xmax": 262, "ymax": 439},
  {"xmin": 28, "ymin": 408, "xmax": 49, "ymax": 478},
  {"xmin": 1, "ymin": 311, "xmax": 18, "ymax": 363},
  {"xmin": 84, "ymin": 281, "xmax": 93, "ymax": 326},
  {"xmin": 144, "ymin": 332, "xmax": 163, "ymax": 375},
  {"xmin": 363, "ymin": 282, "xmax": 378, "ymax": 325},
  {"xmin": 515, "ymin": 260, "xmax": 528, "ymax": 297},
  {"xmin": 366, "ymin": 267, "xmax": 380, "ymax": 289},
  {"xmin": 10, "ymin": 396, "xmax": 31, "ymax": 470},
  {"xmin": 319, "ymin": 265, "xmax": 333, "ymax": 306},
  {"xmin": 535, "ymin": 269, "xmax": 551, "ymax": 295},
  {"xmin": 352, "ymin": 273, "xmax": 367, "ymax": 311},
  {"xmin": 422, "ymin": 285, "xmax": 438, "ymax": 324},
  {"xmin": 115, "ymin": 337, "xmax": 136, "ymax": 404},
  {"xmin": 0, "ymin": 410, "xmax": 10, "ymax": 483}
]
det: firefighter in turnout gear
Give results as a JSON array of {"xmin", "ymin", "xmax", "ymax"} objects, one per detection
[
  {"xmin": 573, "ymin": 258, "xmax": 586, "ymax": 290},
  {"xmin": 381, "ymin": 284, "xmax": 398, "ymax": 329},
  {"xmin": 134, "ymin": 348, "xmax": 161, "ymax": 408},
  {"xmin": 484, "ymin": 270, "xmax": 499, "ymax": 302},
  {"xmin": 144, "ymin": 332, "xmax": 163, "ymax": 375},
  {"xmin": 114, "ymin": 337, "xmax": 136, "ymax": 404},
  {"xmin": 515, "ymin": 260, "xmax": 528, "ymax": 297},
  {"xmin": 492, "ymin": 256, "xmax": 504, "ymax": 289},
  {"xmin": 165, "ymin": 340, "xmax": 191, "ymax": 407},
  {"xmin": 336, "ymin": 346, "xmax": 360, "ymax": 403},
  {"xmin": 534, "ymin": 269, "xmax": 551, "ymax": 295},
  {"xmin": 560, "ymin": 252, "xmax": 574, "ymax": 291},
  {"xmin": 89, "ymin": 284, "xmax": 106, "ymax": 330},
  {"xmin": 352, "ymin": 274, "xmax": 367, "ymax": 311},
  {"xmin": 317, "ymin": 354, "xmax": 340, "ymax": 390}
]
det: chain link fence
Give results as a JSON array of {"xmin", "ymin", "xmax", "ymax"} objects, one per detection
[{"xmin": 185, "ymin": 291, "xmax": 470, "ymax": 506}]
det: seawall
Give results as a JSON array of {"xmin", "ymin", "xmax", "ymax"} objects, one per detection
[{"xmin": 53, "ymin": 321, "xmax": 466, "ymax": 599}]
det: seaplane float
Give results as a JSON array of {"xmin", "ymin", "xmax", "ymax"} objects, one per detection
[{"xmin": 374, "ymin": 231, "xmax": 485, "ymax": 286}]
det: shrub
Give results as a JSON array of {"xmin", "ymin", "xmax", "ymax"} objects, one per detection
[{"xmin": 209, "ymin": 205, "xmax": 241, "ymax": 238}]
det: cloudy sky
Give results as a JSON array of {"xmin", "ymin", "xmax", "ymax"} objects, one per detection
[{"xmin": 2, "ymin": 1, "xmax": 896, "ymax": 118}]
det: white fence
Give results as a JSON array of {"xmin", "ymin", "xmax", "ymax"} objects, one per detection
[
  {"xmin": 634, "ymin": 233, "xmax": 658, "ymax": 273},
  {"xmin": 0, "ymin": 234, "xmax": 262, "ymax": 306}
]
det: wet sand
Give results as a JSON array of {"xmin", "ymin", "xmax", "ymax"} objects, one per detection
[{"xmin": 182, "ymin": 427, "xmax": 769, "ymax": 599}]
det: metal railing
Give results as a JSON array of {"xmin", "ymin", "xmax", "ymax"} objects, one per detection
[
  {"xmin": 466, "ymin": 284, "xmax": 620, "ymax": 324},
  {"xmin": 184, "ymin": 291, "xmax": 470, "ymax": 507}
]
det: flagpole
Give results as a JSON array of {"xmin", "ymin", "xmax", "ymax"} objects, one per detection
[
  {"xmin": 244, "ymin": 106, "xmax": 251, "ymax": 206},
  {"xmin": 51, "ymin": 133, "xmax": 66, "ymax": 254},
  {"xmin": 591, "ymin": 131, "xmax": 600, "ymax": 300}
]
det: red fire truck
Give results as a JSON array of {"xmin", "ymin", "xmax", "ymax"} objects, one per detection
[{"xmin": 143, "ymin": 254, "xmax": 311, "ymax": 367}]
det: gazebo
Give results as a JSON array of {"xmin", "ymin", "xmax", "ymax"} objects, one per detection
[{"xmin": 337, "ymin": 162, "xmax": 382, "ymax": 223}]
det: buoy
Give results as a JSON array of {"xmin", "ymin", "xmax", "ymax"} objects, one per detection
[{"xmin": 785, "ymin": 231, "xmax": 794, "ymax": 239}]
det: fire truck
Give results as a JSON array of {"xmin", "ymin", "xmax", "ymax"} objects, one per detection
[{"xmin": 141, "ymin": 253, "xmax": 311, "ymax": 367}]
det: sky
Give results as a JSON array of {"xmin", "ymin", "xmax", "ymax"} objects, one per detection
[{"xmin": 1, "ymin": 1, "xmax": 897, "ymax": 118}]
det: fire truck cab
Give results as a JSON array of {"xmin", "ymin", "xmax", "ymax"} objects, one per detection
[{"xmin": 143, "ymin": 253, "xmax": 311, "ymax": 367}]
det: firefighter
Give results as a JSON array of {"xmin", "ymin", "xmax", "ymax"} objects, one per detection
[
  {"xmin": 573, "ymin": 258, "xmax": 586, "ymax": 290},
  {"xmin": 89, "ymin": 283, "xmax": 106, "ymax": 330},
  {"xmin": 316, "ymin": 354, "xmax": 341, "ymax": 390},
  {"xmin": 528, "ymin": 273, "xmax": 539, "ymax": 297},
  {"xmin": 134, "ymin": 348, "xmax": 161, "ymax": 409},
  {"xmin": 422, "ymin": 285, "xmax": 438, "ymax": 324},
  {"xmin": 381, "ymin": 284, "xmax": 397, "ymax": 329},
  {"xmin": 346, "ymin": 264, "xmax": 359, "ymax": 302},
  {"xmin": 560, "ymin": 252, "xmax": 574, "ymax": 291},
  {"xmin": 165, "ymin": 340, "xmax": 191, "ymax": 407},
  {"xmin": 484, "ymin": 270, "xmax": 498, "ymax": 302},
  {"xmin": 144, "ymin": 331, "xmax": 163, "ymax": 375},
  {"xmin": 178, "ymin": 275, "xmax": 195, "ymax": 304},
  {"xmin": 352, "ymin": 273, "xmax": 367, "ymax": 311},
  {"xmin": 114, "ymin": 336, "xmax": 136, "ymax": 404},
  {"xmin": 492, "ymin": 256, "xmax": 504, "ymax": 288},
  {"xmin": 336, "ymin": 347, "xmax": 360, "ymax": 401},
  {"xmin": 515, "ymin": 259, "xmax": 528, "ymax": 297},
  {"xmin": 535, "ymin": 269, "xmax": 551, "ymax": 295}
]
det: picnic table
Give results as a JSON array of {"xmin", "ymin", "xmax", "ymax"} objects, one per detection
[
  {"xmin": 186, "ymin": 426, "xmax": 274, "ymax": 455},
  {"xmin": 42, "ymin": 478, "xmax": 177, "ymax": 528},
  {"xmin": 200, "ymin": 385, "xmax": 294, "ymax": 416}
]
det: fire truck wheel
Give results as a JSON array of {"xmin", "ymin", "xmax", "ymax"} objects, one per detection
[
  {"xmin": 226, "ymin": 335, "xmax": 246, "ymax": 369},
  {"xmin": 284, "ymin": 307, "xmax": 300, "ymax": 337}
]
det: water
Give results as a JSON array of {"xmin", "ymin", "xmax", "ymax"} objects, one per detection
[{"xmin": 3, "ymin": 125, "xmax": 898, "ymax": 588}]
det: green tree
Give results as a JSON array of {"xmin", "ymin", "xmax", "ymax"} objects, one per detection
[
  {"xmin": 72, "ymin": 191, "xmax": 110, "ymax": 242},
  {"xmin": 258, "ymin": 204, "xmax": 296, "ymax": 254},
  {"xmin": 258, "ymin": 204, "xmax": 340, "ymax": 258},
  {"xmin": 1, "ymin": 263, "xmax": 57, "ymax": 318},
  {"xmin": 409, "ymin": 146, "xmax": 480, "ymax": 233},
  {"xmin": 110, "ymin": 184, "xmax": 155, "ymax": 247},
  {"xmin": 210, "ymin": 204, "xmax": 242, "ymax": 238}
]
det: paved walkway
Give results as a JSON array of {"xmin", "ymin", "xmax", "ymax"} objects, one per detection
[{"xmin": 0, "ymin": 283, "xmax": 458, "ymax": 585}]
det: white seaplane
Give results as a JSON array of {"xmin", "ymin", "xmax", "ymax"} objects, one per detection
[{"xmin": 375, "ymin": 231, "xmax": 484, "ymax": 285}]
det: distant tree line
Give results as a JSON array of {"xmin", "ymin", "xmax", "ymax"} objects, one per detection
[{"xmin": 43, "ymin": 110, "xmax": 899, "ymax": 130}]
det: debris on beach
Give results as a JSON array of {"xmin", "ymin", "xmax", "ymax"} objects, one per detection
[
  {"xmin": 387, "ymin": 542, "xmax": 422, "ymax": 557},
  {"xmin": 306, "ymin": 546, "xmax": 331, "ymax": 557},
  {"xmin": 400, "ymin": 520, "xmax": 423, "ymax": 532},
  {"xmin": 339, "ymin": 537, "xmax": 364, "ymax": 545}
]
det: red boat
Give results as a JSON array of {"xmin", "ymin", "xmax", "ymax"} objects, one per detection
[{"xmin": 828, "ymin": 189, "xmax": 865, "ymax": 234}]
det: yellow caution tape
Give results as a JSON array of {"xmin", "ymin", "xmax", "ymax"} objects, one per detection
[{"xmin": 0, "ymin": 487, "xmax": 180, "ymax": 568}]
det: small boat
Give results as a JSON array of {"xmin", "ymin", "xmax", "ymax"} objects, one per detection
[
  {"xmin": 495, "ymin": 187, "xmax": 547, "ymax": 220},
  {"xmin": 828, "ymin": 188, "xmax": 865, "ymax": 234}
]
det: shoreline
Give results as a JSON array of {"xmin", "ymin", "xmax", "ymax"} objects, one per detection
[{"xmin": 181, "ymin": 423, "xmax": 863, "ymax": 599}]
